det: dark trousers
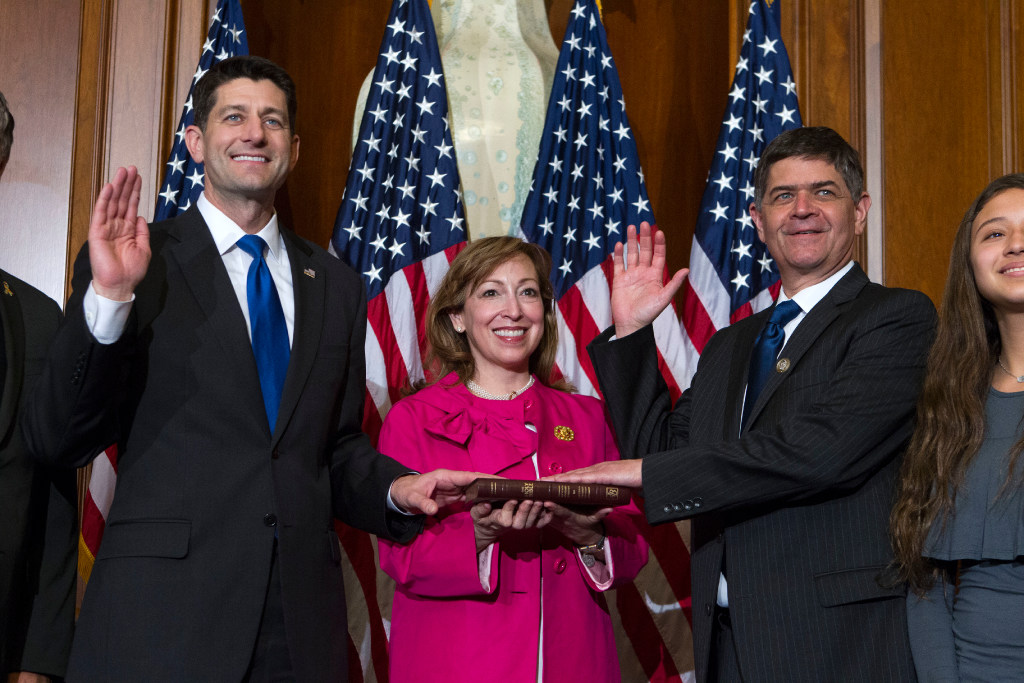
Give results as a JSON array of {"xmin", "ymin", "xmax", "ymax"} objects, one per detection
[
  {"xmin": 243, "ymin": 543, "xmax": 295, "ymax": 683},
  {"xmin": 708, "ymin": 606, "xmax": 744, "ymax": 683}
]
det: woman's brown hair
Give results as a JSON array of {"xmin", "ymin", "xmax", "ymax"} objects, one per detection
[{"xmin": 891, "ymin": 173, "xmax": 1024, "ymax": 593}]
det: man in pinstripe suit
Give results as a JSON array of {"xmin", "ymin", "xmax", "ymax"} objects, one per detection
[{"xmin": 559, "ymin": 127, "xmax": 934, "ymax": 681}]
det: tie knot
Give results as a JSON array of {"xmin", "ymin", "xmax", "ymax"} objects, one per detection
[
  {"xmin": 236, "ymin": 234, "xmax": 268, "ymax": 261},
  {"xmin": 769, "ymin": 299, "xmax": 801, "ymax": 327}
]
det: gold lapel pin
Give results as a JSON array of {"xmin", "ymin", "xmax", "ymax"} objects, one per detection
[
  {"xmin": 303, "ymin": 268, "xmax": 316, "ymax": 279},
  {"xmin": 554, "ymin": 425, "xmax": 575, "ymax": 441},
  {"xmin": 776, "ymin": 358, "xmax": 791, "ymax": 373},
  {"xmin": 2, "ymin": 281, "xmax": 12, "ymax": 296}
]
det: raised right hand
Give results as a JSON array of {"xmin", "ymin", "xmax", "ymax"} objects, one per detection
[
  {"xmin": 611, "ymin": 222, "xmax": 688, "ymax": 338},
  {"xmin": 90, "ymin": 166, "xmax": 151, "ymax": 301}
]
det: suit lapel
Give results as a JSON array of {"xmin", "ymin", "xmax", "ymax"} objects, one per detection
[
  {"xmin": 0, "ymin": 278, "xmax": 25, "ymax": 442},
  {"xmin": 273, "ymin": 229, "xmax": 323, "ymax": 444},
  {"xmin": 166, "ymin": 208, "xmax": 267, "ymax": 432},
  {"xmin": 742, "ymin": 264, "xmax": 869, "ymax": 431},
  {"xmin": 726, "ymin": 313, "xmax": 763, "ymax": 438}
]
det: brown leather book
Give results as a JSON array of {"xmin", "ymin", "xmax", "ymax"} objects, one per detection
[{"xmin": 464, "ymin": 478, "xmax": 631, "ymax": 507}]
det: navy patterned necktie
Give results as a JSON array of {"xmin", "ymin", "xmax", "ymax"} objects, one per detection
[
  {"xmin": 236, "ymin": 235, "xmax": 290, "ymax": 430},
  {"xmin": 743, "ymin": 299, "xmax": 801, "ymax": 427}
]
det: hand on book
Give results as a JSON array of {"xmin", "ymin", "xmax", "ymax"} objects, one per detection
[
  {"xmin": 546, "ymin": 459, "xmax": 643, "ymax": 489},
  {"xmin": 471, "ymin": 499, "xmax": 552, "ymax": 553},
  {"xmin": 390, "ymin": 468, "xmax": 491, "ymax": 516}
]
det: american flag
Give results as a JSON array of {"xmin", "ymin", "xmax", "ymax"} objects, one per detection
[
  {"xmin": 154, "ymin": 0, "xmax": 248, "ymax": 221},
  {"xmin": 78, "ymin": 0, "xmax": 248, "ymax": 584},
  {"xmin": 519, "ymin": 0, "xmax": 689, "ymax": 402},
  {"xmin": 680, "ymin": 0, "xmax": 802, "ymax": 383},
  {"xmin": 520, "ymin": 1, "xmax": 695, "ymax": 679},
  {"xmin": 329, "ymin": 0, "xmax": 465, "ymax": 679}
]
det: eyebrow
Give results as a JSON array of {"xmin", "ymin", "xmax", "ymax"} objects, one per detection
[
  {"xmin": 477, "ymin": 278, "xmax": 540, "ymax": 287},
  {"xmin": 974, "ymin": 215, "xmax": 1008, "ymax": 233},
  {"xmin": 769, "ymin": 180, "xmax": 842, "ymax": 194},
  {"xmin": 217, "ymin": 103, "xmax": 288, "ymax": 120}
]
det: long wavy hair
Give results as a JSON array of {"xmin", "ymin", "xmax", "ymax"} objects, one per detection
[
  {"xmin": 420, "ymin": 236, "xmax": 573, "ymax": 393},
  {"xmin": 891, "ymin": 173, "xmax": 1024, "ymax": 593}
]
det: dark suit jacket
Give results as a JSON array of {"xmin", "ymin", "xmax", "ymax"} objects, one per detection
[
  {"xmin": 23, "ymin": 207, "xmax": 422, "ymax": 682},
  {"xmin": 0, "ymin": 269, "xmax": 76, "ymax": 678},
  {"xmin": 590, "ymin": 264, "xmax": 935, "ymax": 683}
]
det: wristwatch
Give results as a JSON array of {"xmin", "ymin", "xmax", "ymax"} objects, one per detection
[{"xmin": 577, "ymin": 535, "xmax": 605, "ymax": 568}]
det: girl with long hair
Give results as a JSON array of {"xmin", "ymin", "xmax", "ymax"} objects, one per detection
[{"xmin": 892, "ymin": 174, "xmax": 1024, "ymax": 681}]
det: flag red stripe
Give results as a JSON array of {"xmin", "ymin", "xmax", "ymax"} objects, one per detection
[
  {"xmin": 681, "ymin": 280, "xmax": 717, "ymax": 354},
  {"xmin": 615, "ymin": 582, "xmax": 684, "ymax": 681},
  {"xmin": 335, "ymin": 521, "xmax": 390, "ymax": 682},
  {"xmin": 643, "ymin": 521, "xmax": 693, "ymax": 622},
  {"xmin": 556, "ymin": 285, "xmax": 602, "ymax": 391},
  {"xmin": 402, "ymin": 262, "xmax": 431, "ymax": 361},
  {"xmin": 366, "ymin": 295, "xmax": 410, "ymax": 406}
]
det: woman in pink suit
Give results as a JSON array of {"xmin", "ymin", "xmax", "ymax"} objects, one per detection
[{"xmin": 378, "ymin": 237, "xmax": 648, "ymax": 683}]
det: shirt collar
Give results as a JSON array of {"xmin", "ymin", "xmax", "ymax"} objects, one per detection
[
  {"xmin": 197, "ymin": 193, "xmax": 285, "ymax": 263},
  {"xmin": 778, "ymin": 260, "xmax": 854, "ymax": 313}
]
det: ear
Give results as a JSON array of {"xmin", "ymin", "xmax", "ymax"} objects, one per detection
[
  {"xmin": 750, "ymin": 202, "xmax": 766, "ymax": 243},
  {"xmin": 184, "ymin": 125, "xmax": 205, "ymax": 164},
  {"xmin": 853, "ymin": 192, "xmax": 871, "ymax": 236},
  {"xmin": 448, "ymin": 310, "xmax": 464, "ymax": 333},
  {"xmin": 288, "ymin": 134, "xmax": 300, "ymax": 172}
]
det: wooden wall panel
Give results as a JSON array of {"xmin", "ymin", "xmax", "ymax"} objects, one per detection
[
  {"xmin": 881, "ymin": 0, "xmax": 1024, "ymax": 303},
  {"xmin": 0, "ymin": 0, "xmax": 82, "ymax": 305}
]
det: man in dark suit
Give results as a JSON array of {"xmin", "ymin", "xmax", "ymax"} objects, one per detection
[
  {"xmin": 0, "ymin": 90, "xmax": 77, "ymax": 683},
  {"xmin": 23, "ymin": 57, "xmax": 474, "ymax": 682},
  {"xmin": 559, "ymin": 127, "xmax": 935, "ymax": 681}
]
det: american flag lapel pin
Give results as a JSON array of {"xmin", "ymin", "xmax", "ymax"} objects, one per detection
[{"xmin": 303, "ymin": 268, "xmax": 316, "ymax": 279}]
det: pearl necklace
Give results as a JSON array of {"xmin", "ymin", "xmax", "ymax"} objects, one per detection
[
  {"xmin": 465, "ymin": 376, "xmax": 535, "ymax": 400},
  {"xmin": 997, "ymin": 357, "xmax": 1024, "ymax": 383}
]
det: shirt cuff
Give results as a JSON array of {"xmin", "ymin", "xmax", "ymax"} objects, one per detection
[
  {"xmin": 84, "ymin": 281, "xmax": 134, "ymax": 344},
  {"xmin": 478, "ymin": 544, "xmax": 495, "ymax": 592}
]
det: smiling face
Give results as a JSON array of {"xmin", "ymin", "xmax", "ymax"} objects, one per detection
[
  {"xmin": 184, "ymin": 77, "xmax": 299, "ymax": 219},
  {"xmin": 449, "ymin": 255, "xmax": 546, "ymax": 387},
  {"xmin": 970, "ymin": 188, "xmax": 1024, "ymax": 316},
  {"xmin": 751, "ymin": 157, "xmax": 870, "ymax": 295}
]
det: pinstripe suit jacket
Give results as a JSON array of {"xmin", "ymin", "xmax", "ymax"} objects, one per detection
[{"xmin": 589, "ymin": 264, "xmax": 934, "ymax": 683}]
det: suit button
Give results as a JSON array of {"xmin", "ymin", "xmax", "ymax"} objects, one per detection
[
  {"xmin": 263, "ymin": 514, "xmax": 277, "ymax": 527},
  {"xmin": 683, "ymin": 499, "xmax": 694, "ymax": 511},
  {"xmin": 693, "ymin": 497, "xmax": 703, "ymax": 509},
  {"xmin": 554, "ymin": 558, "xmax": 566, "ymax": 574},
  {"xmin": 663, "ymin": 505, "xmax": 672, "ymax": 513},
  {"xmin": 272, "ymin": 448, "xmax": 280, "ymax": 460},
  {"xmin": 705, "ymin": 603, "xmax": 713, "ymax": 616},
  {"xmin": 672, "ymin": 503, "xmax": 682, "ymax": 512},
  {"xmin": 548, "ymin": 462, "xmax": 563, "ymax": 474}
]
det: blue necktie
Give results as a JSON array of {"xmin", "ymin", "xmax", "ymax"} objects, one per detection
[
  {"xmin": 743, "ymin": 299, "xmax": 801, "ymax": 427},
  {"xmin": 236, "ymin": 235, "xmax": 290, "ymax": 430}
]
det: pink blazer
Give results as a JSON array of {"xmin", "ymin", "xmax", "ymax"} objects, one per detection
[{"xmin": 378, "ymin": 375, "xmax": 648, "ymax": 683}]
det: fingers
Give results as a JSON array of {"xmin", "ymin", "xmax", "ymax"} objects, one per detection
[
  {"xmin": 625, "ymin": 224, "xmax": 639, "ymax": 270},
  {"xmin": 113, "ymin": 167, "xmax": 139, "ymax": 222},
  {"xmin": 470, "ymin": 501, "xmax": 493, "ymax": 522},
  {"xmin": 637, "ymin": 221, "xmax": 653, "ymax": 267},
  {"xmin": 612, "ymin": 240, "xmax": 626, "ymax": 278},
  {"xmin": 91, "ymin": 180, "xmax": 115, "ymax": 232},
  {"xmin": 125, "ymin": 168, "xmax": 143, "ymax": 223}
]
